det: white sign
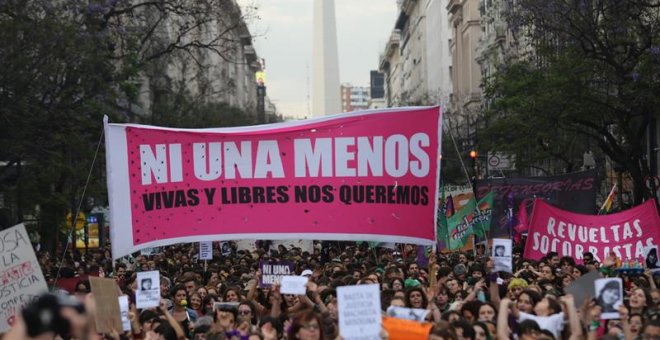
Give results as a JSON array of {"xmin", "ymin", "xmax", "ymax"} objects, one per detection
[
  {"xmin": 488, "ymin": 152, "xmax": 516, "ymax": 171},
  {"xmin": 337, "ymin": 284, "xmax": 381, "ymax": 340},
  {"xmin": 136, "ymin": 271, "xmax": 160, "ymax": 309},
  {"xmin": 279, "ymin": 276, "xmax": 308, "ymax": 295},
  {"xmin": 386, "ymin": 306, "xmax": 429, "ymax": 322},
  {"xmin": 492, "ymin": 238, "xmax": 513, "ymax": 273},
  {"xmin": 119, "ymin": 295, "xmax": 131, "ymax": 332},
  {"xmin": 271, "ymin": 239, "xmax": 314, "ymax": 254},
  {"xmin": 199, "ymin": 241, "xmax": 213, "ymax": 260},
  {"xmin": 595, "ymin": 278, "xmax": 623, "ymax": 320},
  {"xmin": 0, "ymin": 224, "xmax": 48, "ymax": 332}
]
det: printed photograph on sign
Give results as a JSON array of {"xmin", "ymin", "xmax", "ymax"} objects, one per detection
[
  {"xmin": 386, "ymin": 306, "xmax": 429, "ymax": 322},
  {"xmin": 595, "ymin": 278, "xmax": 623, "ymax": 319},
  {"xmin": 492, "ymin": 238, "xmax": 512, "ymax": 273},
  {"xmin": 643, "ymin": 245, "xmax": 660, "ymax": 271},
  {"xmin": 136, "ymin": 271, "xmax": 161, "ymax": 309}
]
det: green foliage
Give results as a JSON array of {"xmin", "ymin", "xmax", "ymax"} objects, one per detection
[
  {"xmin": 483, "ymin": 0, "xmax": 660, "ymax": 203},
  {"xmin": 0, "ymin": 0, "xmax": 264, "ymax": 247}
]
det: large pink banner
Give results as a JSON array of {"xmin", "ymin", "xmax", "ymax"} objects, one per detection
[
  {"xmin": 524, "ymin": 198, "xmax": 660, "ymax": 262},
  {"xmin": 105, "ymin": 107, "xmax": 441, "ymax": 258}
]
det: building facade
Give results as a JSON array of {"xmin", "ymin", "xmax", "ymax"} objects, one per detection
[
  {"xmin": 340, "ymin": 84, "xmax": 371, "ymax": 112},
  {"xmin": 379, "ymin": 0, "xmax": 454, "ymax": 108},
  {"xmin": 133, "ymin": 0, "xmax": 265, "ymax": 120}
]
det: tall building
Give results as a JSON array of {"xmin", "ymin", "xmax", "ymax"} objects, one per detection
[
  {"xmin": 378, "ymin": 0, "xmax": 453, "ymax": 107},
  {"xmin": 312, "ymin": 0, "xmax": 341, "ymax": 117},
  {"xmin": 370, "ymin": 70, "xmax": 385, "ymax": 100},
  {"xmin": 425, "ymin": 0, "xmax": 453, "ymax": 105},
  {"xmin": 135, "ymin": 1, "xmax": 264, "ymax": 117},
  {"xmin": 447, "ymin": 0, "xmax": 483, "ymax": 159},
  {"xmin": 379, "ymin": 29, "xmax": 402, "ymax": 107},
  {"xmin": 447, "ymin": 0, "xmax": 482, "ymax": 116},
  {"xmin": 340, "ymin": 84, "xmax": 370, "ymax": 112}
]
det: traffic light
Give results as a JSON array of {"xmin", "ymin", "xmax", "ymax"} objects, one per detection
[{"xmin": 469, "ymin": 150, "xmax": 478, "ymax": 159}]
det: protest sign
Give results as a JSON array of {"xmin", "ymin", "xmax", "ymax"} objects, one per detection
[
  {"xmin": 279, "ymin": 276, "xmax": 308, "ymax": 295},
  {"xmin": 595, "ymin": 278, "xmax": 623, "ymax": 319},
  {"xmin": 104, "ymin": 107, "xmax": 442, "ymax": 258},
  {"xmin": 118, "ymin": 295, "xmax": 131, "ymax": 332},
  {"xmin": 477, "ymin": 170, "xmax": 597, "ymax": 237},
  {"xmin": 136, "ymin": 271, "xmax": 160, "ymax": 309},
  {"xmin": 259, "ymin": 261, "xmax": 296, "ymax": 288},
  {"xmin": 524, "ymin": 199, "xmax": 660, "ymax": 262},
  {"xmin": 89, "ymin": 277, "xmax": 122, "ymax": 333},
  {"xmin": 492, "ymin": 238, "xmax": 512, "ymax": 273},
  {"xmin": 382, "ymin": 317, "xmax": 432, "ymax": 340},
  {"xmin": 386, "ymin": 306, "xmax": 429, "ymax": 322},
  {"xmin": 337, "ymin": 284, "xmax": 381, "ymax": 340},
  {"xmin": 220, "ymin": 242, "xmax": 232, "ymax": 256},
  {"xmin": 565, "ymin": 271, "xmax": 599, "ymax": 308},
  {"xmin": 643, "ymin": 245, "xmax": 660, "ymax": 270},
  {"xmin": 271, "ymin": 239, "xmax": 314, "ymax": 254},
  {"xmin": 199, "ymin": 241, "xmax": 213, "ymax": 260},
  {"xmin": 0, "ymin": 223, "xmax": 48, "ymax": 332}
]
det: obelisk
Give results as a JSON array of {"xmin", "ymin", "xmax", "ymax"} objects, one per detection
[{"xmin": 312, "ymin": 0, "xmax": 341, "ymax": 117}]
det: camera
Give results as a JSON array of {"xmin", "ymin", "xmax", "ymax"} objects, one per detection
[{"xmin": 22, "ymin": 293, "xmax": 86, "ymax": 337}]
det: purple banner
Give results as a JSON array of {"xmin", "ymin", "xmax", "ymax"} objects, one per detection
[
  {"xmin": 259, "ymin": 261, "xmax": 296, "ymax": 288},
  {"xmin": 476, "ymin": 170, "xmax": 597, "ymax": 238}
]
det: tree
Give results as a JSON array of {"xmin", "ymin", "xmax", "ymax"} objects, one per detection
[
  {"xmin": 482, "ymin": 0, "xmax": 660, "ymax": 204},
  {"xmin": 0, "ymin": 0, "xmax": 263, "ymax": 248}
]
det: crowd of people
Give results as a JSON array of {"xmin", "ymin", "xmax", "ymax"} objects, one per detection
[{"xmin": 3, "ymin": 240, "xmax": 660, "ymax": 340}]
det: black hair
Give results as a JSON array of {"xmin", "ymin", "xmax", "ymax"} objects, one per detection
[{"xmin": 451, "ymin": 320, "xmax": 475, "ymax": 340}]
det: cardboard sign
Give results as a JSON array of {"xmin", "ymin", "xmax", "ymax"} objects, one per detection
[
  {"xmin": 259, "ymin": 261, "xmax": 296, "ymax": 288},
  {"xmin": 337, "ymin": 284, "xmax": 382, "ymax": 340},
  {"xmin": 382, "ymin": 316, "xmax": 432, "ymax": 340},
  {"xmin": 104, "ymin": 107, "xmax": 442, "ymax": 259},
  {"xmin": 565, "ymin": 271, "xmax": 600, "ymax": 308},
  {"xmin": 0, "ymin": 223, "xmax": 48, "ymax": 332},
  {"xmin": 279, "ymin": 276, "xmax": 308, "ymax": 295},
  {"xmin": 199, "ymin": 241, "xmax": 213, "ymax": 260},
  {"xmin": 119, "ymin": 295, "xmax": 131, "ymax": 332},
  {"xmin": 492, "ymin": 238, "xmax": 513, "ymax": 273},
  {"xmin": 136, "ymin": 271, "xmax": 160, "ymax": 309},
  {"xmin": 89, "ymin": 277, "xmax": 123, "ymax": 333}
]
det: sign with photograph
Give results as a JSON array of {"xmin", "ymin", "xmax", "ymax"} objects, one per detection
[
  {"xmin": 492, "ymin": 238, "xmax": 513, "ymax": 273},
  {"xmin": 136, "ymin": 271, "xmax": 160, "ymax": 309},
  {"xmin": 595, "ymin": 278, "xmax": 623, "ymax": 320}
]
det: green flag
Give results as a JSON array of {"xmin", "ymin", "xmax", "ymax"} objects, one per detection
[
  {"xmin": 473, "ymin": 192, "xmax": 494, "ymax": 239},
  {"xmin": 446, "ymin": 197, "xmax": 477, "ymax": 250}
]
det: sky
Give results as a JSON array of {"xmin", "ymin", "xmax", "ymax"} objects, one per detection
[{"xmin": 238, "ymin": 0, "xmax": 399, "ymax": 119}]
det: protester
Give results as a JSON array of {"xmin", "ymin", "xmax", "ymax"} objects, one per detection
[{"xmin": 3, "ymin": 238, "xmax": 660, "ymax": 340}]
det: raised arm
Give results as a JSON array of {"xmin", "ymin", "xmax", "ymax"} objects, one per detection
[
  {"xmin": 560, "ymin": 294, "xmax": 583, "ymax": 340},
  {"xmin": 497, "ymin": 298, "xmax": 513, "ymax": 340}
]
